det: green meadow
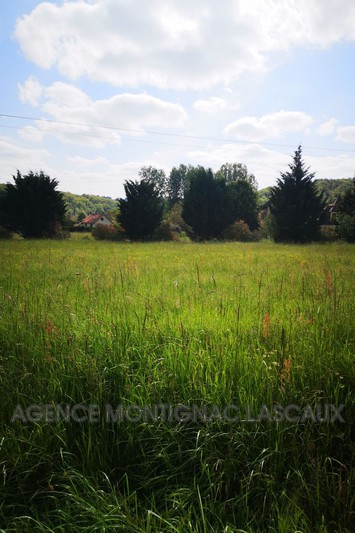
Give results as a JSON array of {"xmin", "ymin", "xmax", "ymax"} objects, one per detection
[{"xmin": 0, "ymin": 239, "xmax": 354, "ymax": 532}]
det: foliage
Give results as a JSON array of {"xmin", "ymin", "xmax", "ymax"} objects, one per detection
[
  {"xmin": 0, "ymin": 170, "xmax": 67, "ymax": 238},
  {"xmin": 118, "ymin": 179, "xmax": 164, "ymax": 240},
  {"xmin": 222, "ymin": 219, "xmax": 261, "ymax": 241},
  {"xmin": 334, "ymin": 178, "xmax": 355, "ymax": 242},
  {"xmin": 315, "ymin": 178, "xmax": 354, "ymax": 204},
  {"xmin": 166, "ymin": 163, "xmax": 192, "ymax": 207},
  {"xmin": 228, "ymin": 179, "xmax": 259, "ymax": 230},
  {"xmin": 183, "ymin": 165, "xmax": 259, "ymax": 239},
  {"xmin": 91, "ymin": 223, "xmax": 125, "ymax": 241},
  {"xmin": 182, "ymin": 167, "xmax": 231, "ymax": 239},
  {"xmin": 319, "ymin": 224, "xmax": 338, "ymax": 242},
  {"xmin": 257, "ymin": 186, "xmax": 273, "ymax": 206},
  {"xmin": 335, "ymin": 214, "xmax": 355, "ymax": 242},
  {"xmin": 259, "ymin": 179, "xmax": 354, "ymax": 208},
  {"xmin": 166, "ymin": 201, "xmax": 192, "ymax": 235},
  {"xmin": 152, "ymin": 220, "xmax": 179, "ymax": 241},
  {"xmin": 63, "ymin": 192, "xmax": 116, "ymax": 218},
  {"xmin": 269, "ymin": 146, "xmax": 326, "ymax": 243},
  {"xmin": 216, "ymin": 162, "xmax": 257, "ymax": 187},
  {"xmin": 138, "ymin": 166, "xmax": 167, "ymax": 197}
]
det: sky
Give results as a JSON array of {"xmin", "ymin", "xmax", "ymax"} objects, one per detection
[{"xmin": 1, "ymin": 0, "xmax": 355, "ymax": 198}]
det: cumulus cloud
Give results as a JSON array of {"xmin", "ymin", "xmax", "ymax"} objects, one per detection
[
  {"xmin": 187, "ymin": 142, "xmax": 355, "ymax": 188},
  {"xmin": 18, "ymin": 126, "xmax": 45, "ymax": 143},
  {"xmin": 62, "ymin": 156, "xmax": 170, "ymax": 197},
  {"xmin": 336, "ymin": 126, "xmax": 355, "ymax": 144},
  {"xmin": 17, "ymin": 79, "xmax": 187, "ymax": 147},
  {"xmin": 193, "ymin": 97, "xmax": 239, "ymax": 114},
  {"xmin": 14, "ymin": 0, "xmax": 355, "ymax": 89},
  {"xmin": 224, "ymin": 111, "xmax": 313, "ymax": 141},
  {"xmin": 0, "ymin": 136, "xmax": 49, "ymax": 179},
  {"xmin": 18, "ymin": 76, "xmax": 43, "ymax": 107},
  {"xmin": 317, "ymin": 118, "xmax": 338, "ymax": 136}
]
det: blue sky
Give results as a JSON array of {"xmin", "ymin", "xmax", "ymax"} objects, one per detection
[{"xmin": 1, "ymin": 0, "xmax": 355, "ymax": 198}]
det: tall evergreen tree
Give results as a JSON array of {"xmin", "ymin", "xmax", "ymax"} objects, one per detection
[
  {"xmin": 0, "ymin": 170, "xmax": 67, "ymax": 238},
  {"xmin": 269, "ymin": 146, "xmax": 325, "ymax": 242},
  {"xmin": 228, "ymin": 179, "xmax": 259, "ymax": 230},
  {"xmin": 118, "ymin": 179, "xmax": 163, "ymax": 240},
  {"xmin": 182, "ymin": 167, "xmax": 234, "ymax": 239}
]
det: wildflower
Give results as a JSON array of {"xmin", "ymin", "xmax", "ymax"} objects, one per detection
[{"xmin": 263, "ymin": 312, "xmax": 270, "ymax": 338}]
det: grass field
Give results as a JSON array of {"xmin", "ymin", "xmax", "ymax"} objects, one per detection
[{"xmin": 0, "ymin": 239, "xmax": 354, "ymax": 532}]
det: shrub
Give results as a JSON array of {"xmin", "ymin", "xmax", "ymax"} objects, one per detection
[
  {"xmin": 222, "ymin": 220, "xmax": 261, "ymax": 242},
  {"xmin": 92, "ymin": 223, "xmax": 125, "ymax": 241},
  {"xmin": 152, "ymin": 220, "xmax": 179, "ymax": 241},
  {"xmin": 319, "ymin": 225, "xmax": 338, "ymax": 242},
  {"xmin": 335, "ymin": 214, "xmax": 355, "ymax": 243}
]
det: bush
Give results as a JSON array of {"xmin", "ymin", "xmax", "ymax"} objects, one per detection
[
  {"xmin": 319, "ymin": 225, "xmax": 338, "ymax": 242},
  {"xmin": 92, "ymin": 223, "xmax": 125, "ymax": 241},
  {"xmin": 335, "ymin": 214, "xmax": 355, "ymax": 243},
  {"xmin": 259, "ymin": 213, "xmax": 276, "ymax": 240},
  {"xmin": 152, "ymin": 220, "xmax": 179, "ymax": 241},
  {"xmin": 222, "ymin": 220, "xmax": 261, "ymax": 242}
]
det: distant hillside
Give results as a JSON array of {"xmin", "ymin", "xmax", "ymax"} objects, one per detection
[
  {"xmin": 258, "ymin": 178, "xmax": 353, "ymax": 206},
  {"xmin": 314, "ymin": 179, "xmax": 354, "ymax": 203},
  {"xmin": 0, "ymin": 184, "xmax": 117, "ymax": 218},
  {"xmin": 257, "ymin": 187, "xmax": 272, "ymax": 206},
  {"xmin": 63, "ymin": 192, "xmax": 117, "ymax": 219}
]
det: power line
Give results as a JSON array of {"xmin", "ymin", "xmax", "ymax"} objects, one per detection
[
  {"xmin": 1, "ymin": 112, "xmax": 355, "ymax": 154},
  {"xmin": 0, "ymin": 124, "xmax": 213, "ymax": 150}
]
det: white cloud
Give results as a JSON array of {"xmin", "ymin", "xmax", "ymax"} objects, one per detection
[
  {"xmin": 187, "ymin": 142, "xmax": 355, "ymax": 188},
  {"xmin": 193, "ymin": 97, "xmax": 239, "ymax": 114},
  {"xmin": 18, "ymin": 76, "xmax": 42, "ymax": 107},
  {"xmin": 224, "ymin": 111, "xmax": 313, "ymax": 141},
  {"xmin": 307, "ymin": 152, "xmax": 355, "ymax": 179},
  {"xmin": 317, "ymin": 118, "xmax": 338, "ymax": 136},
  {"xmin": 62, "ymin": 156, "xmax": 170, "ymax": 197},
  {"xmin": 17, "ymin": 79, "xmax": 187, "ymax": 147},
  {"xmin": 336, "ymin": 126, "xmax": 355, "ymax": 144},
  {"xmin": 0, "ymin": 136, "xmax": 49, "ymax": 179},
  {"xmin": 18, "ymin": 126, "xmax": 45, "ymax": 143},
  {"xmin": 14, "ymin": 0, "xmax": 355, "ymax": 90},
  {"xmin": 187, "ymin": 143, "xmax": 290, "ymax": 188}
]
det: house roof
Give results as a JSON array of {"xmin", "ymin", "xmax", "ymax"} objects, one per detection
[{"xmin": 81, "ymin": 214, "xmax": 108, "ymax": 225}]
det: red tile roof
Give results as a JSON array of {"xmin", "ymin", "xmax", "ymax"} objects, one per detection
[{"xmin": 81, "ymin": 214, "xmax": 105, "ymax": 224}]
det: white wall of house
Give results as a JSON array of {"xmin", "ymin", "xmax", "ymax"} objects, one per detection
[{"xmin": 93, "ymin": 215, "xmax": 111, "ymax": 227}]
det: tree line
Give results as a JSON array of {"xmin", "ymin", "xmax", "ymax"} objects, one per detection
[{"xmin": 0, "ymin": 147, "xmax": 354, "ymax": 242}]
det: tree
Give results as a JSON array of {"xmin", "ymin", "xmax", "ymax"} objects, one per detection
[
  {"xmin": 138, "ymin": 166, "xmax": 167, "ymax": 198},
  {"xmin": 117, "ymin": 179, "xmax": 163, "ymax": 240},
  {"xmin": 166, "ymin": 164, "xmax": 191, "ymax": 207},
  {"xmin": 269, "ymin": 146, "xmax": 325, "ymax": 243},
  {"xmin": 0, "ymin": 170, "xmax": 67, "ymax": 238},
  {"xmin": 228, "ymin": 179, "xmax": 259, "ymax": 230},
  {"xmin": 216, "ymin": 162, "xmax": 257, "ymax": 187},
  {"xmin": 182, "ymin": 166, "xmax": 234, "ymax": 239},
  {"xmin": 215, "ymin": 162, "xmax": 259, "ymax": 229},
  {"xmin": 335, "ymin": 177, "xmax": 355, "ymax": 242}
]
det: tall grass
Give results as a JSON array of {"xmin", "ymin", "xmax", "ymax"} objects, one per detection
[{"xmin": 0, "ymin": 240, "xmax": 354, "ymax": 531}]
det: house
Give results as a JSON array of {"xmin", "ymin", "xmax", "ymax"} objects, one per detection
[
  {"xmin": 320, "ymin": 196, "xmax": 342, "ymax": 226},
  {"xmin": 78, "ymin": 213, "xmax": 112, "ymax": 230},
  {"xmin": 258, "ymin": 201, "xmax": 271, "ymax": 223}
]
